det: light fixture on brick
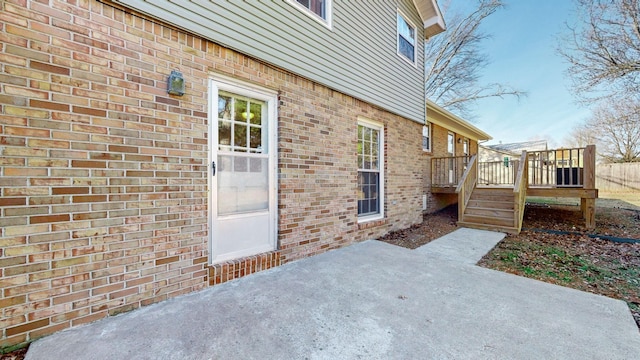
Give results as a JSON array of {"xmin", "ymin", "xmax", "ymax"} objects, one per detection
[{"xmin": 167, "ymin": 70, "xmax": 185, "ymax": 96}]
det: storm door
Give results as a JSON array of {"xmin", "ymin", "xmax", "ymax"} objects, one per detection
[{"xmin": 209, "ymin": 80, "xmax": 277, "ymax": 264}]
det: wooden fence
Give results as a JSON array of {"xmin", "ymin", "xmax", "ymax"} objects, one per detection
[{"xmin": 596, "ymin": 162, "xmax": 640, "ymax": 191}]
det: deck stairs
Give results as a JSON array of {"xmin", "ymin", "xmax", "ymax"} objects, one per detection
[{"xmin": 458, "ymin": 187, "xmax": 520, "ymax": 234}]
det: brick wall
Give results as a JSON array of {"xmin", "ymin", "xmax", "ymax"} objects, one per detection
[{"xmin": 0, "ymin": 0, "xmax": 425, "ymax": 348}]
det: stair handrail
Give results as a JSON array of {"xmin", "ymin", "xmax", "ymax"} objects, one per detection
[
  {"xmin": 455, "ymin": 154, "xmax": 477, "ymax": 222},
  {"xmin": 513, "ymin": 150, "xmax": 528, "ymax": 231}
]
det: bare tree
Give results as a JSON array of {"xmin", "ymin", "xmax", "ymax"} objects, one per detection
[
  {"xmin": 559, "ymin": 0, "xmax": 640, "ymax": 101},
  {"xmin": 564, "ymin": 122, "xmax": 599, "ymax": 148},
  {"xmin": 425, "ymin": 0, "xmax": 525, "ymax": 118},
  {"xmin": 571, "ymin": 99, "xmax": 640, "ymax": 163}
]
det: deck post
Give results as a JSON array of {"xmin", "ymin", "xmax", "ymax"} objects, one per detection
[
  {"xmin": 582, "ymin": 145, "xmax": 597, "ymax": 229},
  {"xmin": 582, "ymin": 198, "xmax": 596, "ymax": 229},
  {"xmin": 583, "ymin": 145, "xmax": 596, "ymax": 189}
]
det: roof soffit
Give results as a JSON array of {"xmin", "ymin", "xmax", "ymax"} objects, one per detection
[
  {"xmin": 412, "ymin": 0, "xmax": 446, "ymax": 38},
  {"xmin": 426, "ymin": 100, "xmax": 492, "ymax": 141}
]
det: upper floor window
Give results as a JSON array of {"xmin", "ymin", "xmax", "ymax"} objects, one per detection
[
  {"xmin": 289, "ymin": 0, "xmax": 332, "ymax": 27},
  {"xmin": 422, "ymin": 123, "xmax": 431, "ymax": 152},
  {"xmin": 397, "ymin": 12, "xmax": 416, "ymax": 64},
  {"xmin": 447, "ymin": 132, "xmax": 455, "ymax": 155}
]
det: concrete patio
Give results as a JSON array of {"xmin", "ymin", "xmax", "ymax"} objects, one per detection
[{"xmin": 25, "ymin": 228, "xmax": 640, "ymax": 359}]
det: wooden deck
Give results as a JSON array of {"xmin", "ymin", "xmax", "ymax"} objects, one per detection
[{"xmin": 431, "ymin": 145, "xmax": 598, "ymax": 233}]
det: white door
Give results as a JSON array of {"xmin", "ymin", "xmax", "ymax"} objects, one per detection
[{"xmin": 209, "ymin": 79, "xmax": 277, "ymax": 264}]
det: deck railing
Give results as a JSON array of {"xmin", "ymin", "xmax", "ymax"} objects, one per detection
[
  {"xmin": 455, "ymin": 155, "xmax": 477, "ymax": 221},
  {"xmin": 431, "ymin": 145, "xmax": 595, "ymax": 192},
  {"xmin": 430, "ymin": 145, "xmax": 597, "ymax": 230},
  {"xmin": 478, "ymin": 159, "xmax": 519, "ymax": 185},
  {"xmin": 527, "ymin": 146, "xmax": 594, "ymax": 188},
  {"xmin": 431, "ymin": 155, "xmax": 471, "ymax": 187}
]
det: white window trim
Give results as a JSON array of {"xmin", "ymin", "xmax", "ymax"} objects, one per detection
[
  {"xmin": 287, "ymin": 0, "xmax": 333, "ymax": 30},
  {"xmin": 422, "ymin": 123, "xmax": 431, "ymax": 152},
  {"xmin": 397, "ymin": 10, "xmax": 417, "ymax": 67},
  {"xmin": 447, "ymin": 131, "xmax": 455, "ymax": 155},
  {"xmin": 357, "ymin": 117, "xmax": 384, "ymax": 223}
]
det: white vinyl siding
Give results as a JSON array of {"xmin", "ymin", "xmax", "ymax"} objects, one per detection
[{"xmin": 113, "ymin": 0, "xmax": 426, "ymax": 124}]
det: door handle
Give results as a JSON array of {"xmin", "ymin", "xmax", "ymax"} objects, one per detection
[{"xmin": 212, "ymin": 161, "xmax": 216, "ymax": 176}]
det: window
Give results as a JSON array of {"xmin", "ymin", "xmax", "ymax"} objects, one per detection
[
  {"xmin": 447, "ymin": 132, "xmax": 455, "ymax": 183},
  {"xmin": 289, "ymin": 0, "xmax": 332, "ymax": 27},
  {"xmin": 422, "ymin": 123, "xmax": 431, "ymax": 152},
  {"xmin": 463, "ymin": 138, "xmax": 470, "ymax": 168},
  {"xmin": 357, "ymin": 119, "xmax": 384, "ymax": 221},
  {"xmin": 397, "ymin": 12, "xmax": 416, "ymax": 64},
  {"xmin": 447, "ymin": 132, "xmax": 455, "ymax": 155}
]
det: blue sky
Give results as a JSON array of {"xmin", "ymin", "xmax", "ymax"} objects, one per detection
[{"xmin": 445, "ymin": 0, "xmax": 592, "ymax": 147}]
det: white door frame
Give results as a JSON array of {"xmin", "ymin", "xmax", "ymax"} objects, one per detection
[{"xmin": 207, "ymin": 75, "xmax": 278, "ymax": 264}]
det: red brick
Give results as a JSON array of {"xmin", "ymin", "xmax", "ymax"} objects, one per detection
[
  {"xmin": 6, "ymin": 318, "xmax": 50, "ymax": 337},
  {"xmin": 72, "ymin": 106, "xmax": 106, "ymax": 117},
  {"xmin": 52, "ymin": 187, "xmax": 90, "ymax": 195},
  {"xmin": 71, "ymin": 160, "xmax": 106, "ymax": 168},
  {"xmin": 155, "ymin": 255, "xmax": 179, "ymax": 266},
  {"xmin": 30, "ymin": 60, "xmax": 70, "ymax": 75},
  {"xmin": 72, "ymin": 195, "xmax": 107, "ymax": 203},
  {"xmin": 0, "ymin": 197, "xmax": 27, "ymax": 206},
  {"xmin": 30, "ymin": 214, "xmax": 70, "ymax": 224},
  {"xmin": 108, "ymin": 145, "xmax": 138, "ymax": 153},
  {"xmin": 30, "ymin": 99, "xmax": 70, "ymax": 112}
]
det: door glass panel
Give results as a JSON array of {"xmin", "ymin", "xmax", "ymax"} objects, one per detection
[
  {"xmin": 249, "ymin": 103, "xmax": 262, "ymax": 125},
  {"xmin": 250, "ymin": 126, "xmax": 261, "ymax": 151},
  {"xmin": 216, "ymin": 91, "xmax": 269, "ymax": 216},
  {"xmin": 234, "ymin": 99, "xmax": 248, "ymax": 122},
  {"xmin": 218, "ymin": 91, "xmax": 266, "ymax": 153},
  {"xmin": 218, "ymin": 96, "xmax": 232, "ymax": 119},
  {"xmin": 219, "ymin": 121, "xmax": 231, "ymax": 147},
  {"xmin": 217, "ymin": 154, "xmax": 268, "ymax": 215},
  {"xmin": 235, "ymin": 123, "xmax": 247, "ymax": 149}
]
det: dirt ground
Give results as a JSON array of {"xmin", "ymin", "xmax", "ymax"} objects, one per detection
[
  {"xmin": 379, "ymin": 196, "xmax": 640, "ymax": 330},
  {"xmin": 0, "ymin": 348, "xmax": 27, "ymax": 360}
]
